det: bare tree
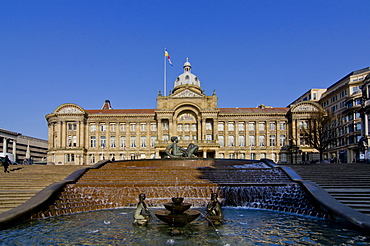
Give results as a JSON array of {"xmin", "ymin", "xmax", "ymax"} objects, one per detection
[{"xmin": 301, "ymin": 111, "xmax": 336, "ymax": 162}]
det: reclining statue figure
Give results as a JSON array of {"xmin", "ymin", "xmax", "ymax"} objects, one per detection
[{"xmin": 165, "ymin": 136, "xmax": 199, "ymax": 158}]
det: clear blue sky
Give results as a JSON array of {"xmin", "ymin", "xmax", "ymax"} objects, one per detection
[{"xmin": 1, "ymin": 1, "xmax": 370, "ymax": 140}]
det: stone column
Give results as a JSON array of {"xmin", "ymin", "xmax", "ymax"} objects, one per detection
[
  {"xmin": 3, "ymin": 138, "xmax": 8, "ymax": 153},
  {"xmin": 12, "ymin": 140, "xmax": 16, "ymax": 160}
]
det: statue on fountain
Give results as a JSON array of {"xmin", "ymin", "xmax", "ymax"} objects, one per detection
[
  {"xmin": 165, "ymin": 136, "xmax": 199, "ymax": 158},
  {"xmin": 133, "ymin": 193, "xmax": 152, "ymax": 226},
  {"xmin": 206, "ymin": 193, "xmax": 224, "ymax": 226}
]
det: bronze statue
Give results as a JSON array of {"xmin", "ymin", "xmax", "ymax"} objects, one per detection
[
  {"xmin": 165, "ymin": 136, "xmax": 198, "ymax": 158},
  {"xmin": 133, "ymin": 193, "xmax": 152, "ymax": 226},
  {"xmin": 206, "ymin": 193, "xmax": 224, "ymax": 226}
]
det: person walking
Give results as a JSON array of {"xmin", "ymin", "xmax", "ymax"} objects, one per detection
[{"xmin": 2, "ymin": 155, "xmax": 11, "ymax": 173}]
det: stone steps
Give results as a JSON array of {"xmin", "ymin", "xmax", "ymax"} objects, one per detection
[
  {"xmin": 286, "ymin": 164, "xmax": 370, "ymax": 215},
  {"xmin": 0, "ymin": 165, "xmax": 83, "ymax": 214}
]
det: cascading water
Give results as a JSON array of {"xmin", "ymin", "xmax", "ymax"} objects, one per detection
[{"xmin": 32, "ymin": 159, "xmax": 330, "ymax": 220}]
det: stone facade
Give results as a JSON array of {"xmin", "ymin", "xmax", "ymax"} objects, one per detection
[{"xmin": 46, "ymin": 59, "xmax": 321, "ymax": 165}]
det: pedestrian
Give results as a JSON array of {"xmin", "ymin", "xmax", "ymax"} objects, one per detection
[{"xmin": 2, "ymin": 155, "xmax": 11, "ymax": 173}]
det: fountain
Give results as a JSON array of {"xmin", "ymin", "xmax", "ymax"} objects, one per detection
[
  {"xmin": 0, "ymin": 158, "xmax": 370, "ymax": 243},
  {"xmin": 154, "ymin": 197, "xmax": 201, "ymax": 227}
]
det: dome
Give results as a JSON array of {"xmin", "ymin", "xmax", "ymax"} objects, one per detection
[{"xmin": 173, "ymin": 58, "xmax": 201, "ymax": 88}]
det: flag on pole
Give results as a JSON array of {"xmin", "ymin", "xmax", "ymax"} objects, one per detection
[{"xmin": 165, "ymin": 49, "xmax": 173, "ymax": 66}]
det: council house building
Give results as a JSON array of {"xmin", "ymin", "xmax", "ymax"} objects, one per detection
[{"xmin": 46, "ymin": 59, "xmax": 321, "ymax": 165}]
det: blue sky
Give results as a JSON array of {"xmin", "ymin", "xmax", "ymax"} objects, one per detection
[{"xmin": 1, "ymin": 1, "xmax": 370, "ymax": 140}]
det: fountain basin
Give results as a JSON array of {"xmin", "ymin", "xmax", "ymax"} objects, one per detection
[
  {"xmin": 163, "ymin": 203, "xmax": 192, "ymax": 213},
  {"xmin": 154, "ymin": 209, "xmax": 201, "ymax": 227}
]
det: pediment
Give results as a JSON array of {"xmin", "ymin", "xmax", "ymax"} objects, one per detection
[
  {"xmin": 291, "ymin": 103, "xmax": 320, "ymax": 112},
  {"xmin": 55, "ymin": 104, "xmax": 84, "ymax": 114},
  {"xmin": 172, "ymin": 89, "xmax": 203, "ymax": 98}
]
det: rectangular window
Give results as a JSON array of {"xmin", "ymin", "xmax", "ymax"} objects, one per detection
[
  {"xmin": 206, "ymin": 122, "xmax": 212, "ymax": 130},
  {"xmin": 259, "ymin": 135, "xmax": 265, "ymax": 146},
  {"xmin": 90, "ymin": 136, "xmax": 96, "ymax": 148},
  {"xmin": 130, "ymin": 123, "xmax": 136, "ymax": 132},
  {"xmin": 191, "ymin": 124, "xmax": 197, "ymax": 131},
  {"xmin": 178, "ymin": 124, "xmax": 183, "ymax": 131},
  {"xmin": 90, "ymin": 124, "xmax": 96, "ymax": 132},
  {"xmin": 270, "ymin": 135, "xmax": 276, "ymax": 146},
  {"xmin": 280, "ymin": 135, "xmax": 286, "ymax": 146},
  {"xmin": 239, "ymin": 135, "xmax": 245, "ymax": 147},
  {"xmin": 218, "ymin": 135, "xmax": 224, "ymax": 147},
  {"xmin": 238, "ymin": 122, "xmax": 245, "ymax": 131},
  {"xmin": 184, "ymin": 124, "xmax": 190, "ymax": 131},
  {"xmin": 100, "ymin": 136, "xmax": 106, "ymax": 147},
  {"xmin": 249, "ymin": 122, "xmax": 255, "ymax": 131},
  {"xmin": 269, "ymin": 123, "xmax": 276, "ymax": 131},
  {"xmin": 120, "ymin": 123, "xmax": 126, "ymax": 132},
  {"xmin": 151, "ymin": 136, "xmax": 156, "ymax": 147},
  {"xmin": 228, "ymin": 135, "xmax": 235, "ymax": 146},
  {"xmin": 130, "ymin": 136, "xmax": 136, "ymax": 147},
  {"xmin": 206, "ymin": 134, "xmax": 212, "ymax": 141},
  {"xmin": 163, "ymin": 122, "xmax": 169, "ymax": 130},
  {"xmin": 218, "ymin": 123, "xmax": 224, "ymax": 131},
  {"xmin": 89, "ymin": 154, "xmax": 95, "ymax": 164},
  {"xmin": 163, "ymin": 135, "xmax": 169, "ymax": 142},
  {"xmin": 280, "ymin": 122, "xmax": 286, "ymax": 130},
  {"xmin": 249, "ymin": 135, "xmax": 255, "ymax": 146},
  {"xmin": 150, "ymin": 123, "xmax": 157, "ymax": 131},
  {"xmin": 259, "ymin": 122, "xmax": 265, "ymax": 131},
  {"xmin": 140, "ymin": 123, "xmax": 146, "ymax": 132},
  {"xmin": 140, "ymin": 136, "xmax": 146, "ymax": 147},
  {"xmin": 110, "ymin": 124, "xmax": 116, "ymax": 132},
  {"xmin": 110, "ymin": 136, "xmax": 116, "ymax": 148},
  {"xmin": 228, "ymin": 122, "xmax": 235, "ymax": 131},
  {"xmin": 120, "ymin": 136, "xmax": 126, "ymax": 148},
  {"xmin": 68, "ymin": 123, "xmax": 77, "ymax": 131},
  {"xmin": 66, "ymin": 154, "xmax": 75, "ymax": 163},
  {"xmin": 100, "ymin": 124, "xmax": 106, "ymax": 132}
]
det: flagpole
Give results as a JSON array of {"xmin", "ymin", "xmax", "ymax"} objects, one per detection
[{"xmin": 164, "ymin": 46, "xmax": 166, "ymax": 97}]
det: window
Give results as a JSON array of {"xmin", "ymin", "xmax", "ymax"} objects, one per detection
[
  {"xmin": 249, "ymin": 122, "xmax": 255, "ymax": 131},
  {"xmin": 120, "ymin": 123, "xmax": 126, "ymax": 132},
  {"xmin": 100, "ymin": 136, "xmax": 106, "ymax": 147},
  {"xmin": 130, "ymin": 123, "xmax": 136, "ymax": 132},
  {"xmin": 249, "ymin": 135, "xmax": 255, "ymax": 146},
  {"xmin": 120, "ymin": 136, "xmax": 126, "ymax": 148},
  {"xmin": 163, "ymin": 121, "xmax": 169, "ymax": 130},
  {"xmin": 229, "ymin": 153, "xmax": 235, "ymax": 159},
  {"xmin": 218, "ymin": 135, "xmax": 224, "ymax": 147},
  {"xmin": 206, "ymin": 134, "xmax": 212, "ymax": 141},
  {"xmin": 228, "ymin": 135, "xmax": 235, "ymax": 147},
  {"xmin": 250, "ymin": 153, "xmax": 256, "ymax": 160},
  {"xmin": 206, "ymin": 122, "xmax": 212, "ymax": 130},
  {"xmin": 90, "ymin": 136, "xmax": 96, "ymax": 148},
  {"xmin": 238, "ymin": 122, "xmax": 245, "ymax": 131},
  {"xmin": 270, "ymin": 135, "xmax": 276, "ymax": 146},
  {"xmin": 228, "ymin": 122, "xmax": 235, "ymax": 131},
  {"xmin": 280, "ymin": 153, "xmax": 287, "ymax": 162},
  {"xmin": 260, "ymin": 153, "xmax": 266, "ymax": 159},
  {"xmin": 140, "ymin": 136, "xmax": 146, "ymax": 147},
  {"xmin": 151, "ymin": 136, "xmax": 156, "ymax": 147},
  {"xmin": 110, "ymin": 124, "xmax": 116, "ymax": 132},
  {"xmin": 66, "ymin": 154, "xmax": 75, "ymax": 163},
  {"xmin": 191, "ymin": 124, "xmax": 197, "ymax": 131},
  {"xmin": 89, "ymin": 154, "xmax": 95, "ymax": 164},
  {"xmin": 218, "ymin": 122, "xmax": 224, "ymax": 131},
  {"xmin": 130, "ymin": 136, "xmax": 136, "ymax": 147},
  {"xmin": 299, "ymin": 121, "xmax": 308, "ymax": 129},
  {"xmin": 163, "ymin": 135, "xmax": 169, "ymax": 142},
  {"xmin": 269, "ymin": 123, "xmax": 276, "ymax": 131},
  {"xmin": 238, "ymin": 135, "xmax": 245, "ymax": 147},
  {"xmin": 140, "ymin": 123, "xmax": 146, "ymax": 132},
  {"xmin": 280, "ymin": 135, "xmax": 286, "ymax": 146},
  {"xmin": 184, "ymin": 135, "xmax": 190, "ymax": 141},
  {"xmin": 178, "ymin": 124, "xmax": 183, "ymax": 131},
  {"xmin": 259, "ymin": 122, "xmax": 265, "ymax": 131},
  {"xmin": 110, "ymin": 136, "xmax": 116, "ymax": 148},
  {"xmin": 150, "ymin": 123, "xmax": 157, "ymax": 131},
  {"xmin": 68, "ymin": 123, "xmax": 77, "ymax": 131},
  {"xmin": 259, "ymin": 135, "xmax": 265, "ymax": 146},
  {"xmin": 240, "ymin": 153, "xmax": 245, "ymax": 159},
  {"xmin": 90, "ymin": 124, "xmax": 96, "ymax": 132},
  {"xmin": 100, "ymin": 124, "xmax": 106, "ymax": 132},
  {"xmin": 184, "ymin": 124, "xmax": 190, "ymax": 131},
  {"xmin": 280, "ymin": 122, "xmax": 286, "ymax": 130}
]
